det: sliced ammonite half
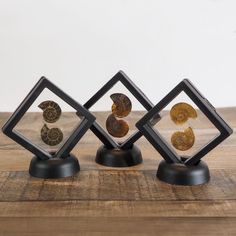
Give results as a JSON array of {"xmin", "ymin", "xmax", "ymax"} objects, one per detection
[
  {"xmin": 41, "ymin": 124, "xmax": 63, "ymax": 146},
  {"xmin": 170, "ymin": 102, "xmax": 197, "ymax": 125},
  {"xmin": 111, "ymin": 93, "xmax": 132, "ymax": 118},
  {"xmin": 171, "ymin": 127, "xmax": 195, "ymax": 151},
  {"xmin": 106, "ymin": 114, "xmax": 129, "ymax": 138},
  {"xmin": 38, "ymin": 100, "xmax": 61, "ymax": 123}
]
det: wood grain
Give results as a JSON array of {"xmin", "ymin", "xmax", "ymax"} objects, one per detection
[
  {"xmin": 0, "ymin": 170, "xmax": 235, "ymax": 202},
  {"xmin": 1, "ymin": 217, "xmax": 235, "ymax": 236},
  {"xmin": 0, "ymin": 108, "xmax": 235, "ymax": 235}
]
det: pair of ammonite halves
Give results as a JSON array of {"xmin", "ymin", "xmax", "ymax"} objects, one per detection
[
  {"xmin": 170, "ymin": 102, "xmax": 197, "ymax": 151},
  {"xmin": 38, "ymin": 101, "xmax": 63, "ymax": 146}
]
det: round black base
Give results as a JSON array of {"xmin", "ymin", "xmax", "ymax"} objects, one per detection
[
  {"xmin": 29, "ymin": 154, "xmax": 80, "ymax": 179},
  {"xmin": 96, "ymin": 144, "xmax": 143, "ymax": 167},
  {"xmin": 157, "ymin": 160, "xmax": 210, "ymax": 186}
]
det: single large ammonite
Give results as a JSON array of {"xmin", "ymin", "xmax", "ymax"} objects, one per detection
[
  {"xmin": 38, "ymin": 100, "xmax": 61, "ymax": 123},
  {"xmin": 170, "ymin": 102, "xmax": 197, "ymax": 125},
  {"xmin": 41, "ymin": 124, "xmax": 63, "ymax": 146},
  {"xmin": 106, "ymin": 93, "xmax": 132, "ymax": 138},
  {"xmin": 171, "ymin": 127, "xmax": 195, "ymax": 151}
]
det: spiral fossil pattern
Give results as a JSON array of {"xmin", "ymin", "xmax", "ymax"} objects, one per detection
[
  {"xmin": 169, "ymin": 102, "xmax": 198, "ymax": 151},
  {"xmin": 106, "ymin": 93, "xmax": 132, "ymax": 138},
  {"xmin": 38, "ymin": 100, "xmax": 61, "ymax": 123},
  {"xmin": 41, "ymin": 124, "xmax": 63, "ymax": 146},
  {"xmin": 171, "ymin": 127, "xmax": 195, "ymax": 151},
  {"xmin": 111, "ymin": 93, "xmax": 132, "ymax": 118},
  {"xmin": 106, "ymin": 114, "xmax": 129, "ymax": 138},
  {"xmin": 170, "ymin": 102, "xmax": 197, "ymax": 125}
]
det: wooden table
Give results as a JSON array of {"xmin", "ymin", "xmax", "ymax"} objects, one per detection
[{"xmin": 0, "ymin": 108, "xmax": 235, "ymax": 236}]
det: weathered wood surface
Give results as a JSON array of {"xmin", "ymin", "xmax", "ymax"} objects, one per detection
[{"xmin": 0, "ymin": 108, "xmax": 235, "ymax": 236}]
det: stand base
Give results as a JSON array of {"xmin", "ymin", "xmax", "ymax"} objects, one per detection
[
  {"xmin": 96, "ymin": 144, "xmax": 143, "ymax": 167},
  {"xmin": 29, "ymin": 154, "xmax": 80, "ymax": 179},
  {"xmin": 157, "ymin": 159, "xmax": 210, "ymax": 185}
]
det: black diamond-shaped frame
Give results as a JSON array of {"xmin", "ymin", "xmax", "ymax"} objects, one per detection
[
  {"xmin": 83, "ymin": 70, "xmax": 159, "ymax": 150},
  {"xmin": 2, "ymin": 77, "xmax": 96, "ymax": 160},
  {"xmin": 136, "ymin": 79, "xmax": 233, "ymax": 165}
]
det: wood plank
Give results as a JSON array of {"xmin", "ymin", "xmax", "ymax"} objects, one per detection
[
  {"xmin": 0, "ymin": 200, "xmax": 236, "ymax": 217},
  {"xmin": 0, "ymin": 169, "xmax": 235, "ymax": 202},
  {"xmin": 0, "ymin": 217, "xmax": 235, "ymax": 236}
]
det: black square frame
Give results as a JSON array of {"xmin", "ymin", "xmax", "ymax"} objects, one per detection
[
  {"xmin": 2, "ymin": 77, "xmax": 96, "ymax": 160},
  {"xmin": 136, "ymin": 79, "xmax": 233, "ymax": 165},
  {"xmin": 83, "ymin": 70, "xmax": 158, "ymax": 149}
]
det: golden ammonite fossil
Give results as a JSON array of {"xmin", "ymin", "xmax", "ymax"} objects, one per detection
[
  {"xmin": 171, "ymin": 127, "xmax": 195, "ymax": 151},
  {"xmin": 106, "ymin": 114, "xmax": 129, "ymax": 138},
  {"xmin": 106, "ymin": 93, "xmax": 132, "ymax": 138},
  {"xmin": 38, "ymin": 100, "xmax": 61, "ymax": 123},
  {"xmin": 170, "ymin": 102, "xmax": 197, "ymax": 125},
  {"xmin": 41, "ymin": 124, "xmax": 63, "ymax": 146},
  {"xmin": 111, "ymin": 93, "xmax": 132, "ymax": 118}
]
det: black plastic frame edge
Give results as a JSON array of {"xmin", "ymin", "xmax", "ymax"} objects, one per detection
[{"xmin": 2, "ymin": 77, "xmax": 96, "ymax": 160}]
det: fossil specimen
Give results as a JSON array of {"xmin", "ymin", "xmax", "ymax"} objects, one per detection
[
  {"xmin": 105, "ymin": 93, "xmax": 132, "ymax": 138},
  {"xmin": 170, "ymin": 102, "xmax": 197, "ymax": 125},
  {"xmin": 111, "ymin": 93, "xmax": 132, "ymax": 118},
  {"xmin": 41, "ymin": 124, "xmax": 63, "ymax": 146},
  {"xmin": 38, "ymin": 100, "xmax": 61, "ymax": 123},
  {"xmin": 106, "ymin": 114, "xmax": 129, "ymax": 138},
  {"xmin": 171, "ymin": 127, "xmax": 195, "ymax": 151}
]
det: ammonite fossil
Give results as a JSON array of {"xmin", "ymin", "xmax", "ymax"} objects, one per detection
[
  {"xmin": 41, "ymin": 124, "xmax": 63, "ymax": 146},
  {"xmin": 38, "ymin": 100, "xmax": 61, "ymax": 123},
  {"xmin": 170, "ymin": 102, "xmax": 197, "ymax": 125},
  {"xmin": 111, "ymin": 93, "xmax": 132, "ymax": 118},
  {"xmin": 106, "ymin": 114, "xmax": 129, "ymax": 138},
  {"xmin": 171, "ymin": 127, "xmax": 195, "ymax": 151}
]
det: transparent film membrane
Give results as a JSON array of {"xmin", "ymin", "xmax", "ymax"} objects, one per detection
[
  {"xmin": 14, "ymin": 88, "xmax": 83, "ymax": 154},
  {"xmin": 90, "ymin": 81, "xmax": 146, "ymax": 144},
  {"xmin": 152, "ymin": 92, "xmax": 220, "ymax": 158}
]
